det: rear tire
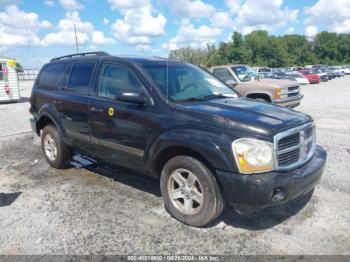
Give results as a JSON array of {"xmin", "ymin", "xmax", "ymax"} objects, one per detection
[
  {"xmin": 41, "ymin": 125, "xmax": 71, "ymax": 169},
  {"xmin": 160, "ymin": 156, "xmax": 225, "ymax": 227}
]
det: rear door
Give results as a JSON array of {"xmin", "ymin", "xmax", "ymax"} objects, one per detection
[
  {"xmin": 57, "ymin": 61, "xmax": 96, "ymax": 150},
  {"xmin": 88, "ymin": 62, "xmax": 150, "ymax": 171}
]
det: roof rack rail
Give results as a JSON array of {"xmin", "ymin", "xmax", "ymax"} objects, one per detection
[{"xmin": 51, "ymin": 51, "xmax": 110, "ymax": 62}]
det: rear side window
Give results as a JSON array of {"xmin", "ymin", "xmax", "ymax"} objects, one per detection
[
  {"xmin": 37, "ymin": 63, "xmax": 67, "ymax": 90},
  {"xmin": 67, "ymin": 62, "xmax": 95, "ymax": 95},
  {"xmin": 98, "ymin": 64, "xmax": 142, "ymax": 99}
]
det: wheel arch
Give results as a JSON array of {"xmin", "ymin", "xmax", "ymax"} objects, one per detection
[
  {"xmin": 246, "ymin": 92, "xmax": 272, "ymax": 102},
  {"xmin": 35, "ymin": 106, "xmax": 65, "ymax": 137},
  {"xmin": 146, "ymin": 129, "xmax": 234, "ymax": 177}
]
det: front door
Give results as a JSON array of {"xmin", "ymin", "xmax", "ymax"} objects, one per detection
[{"xmin": 89, "ymin": 63, "xmax": 150, "ymax": 171}]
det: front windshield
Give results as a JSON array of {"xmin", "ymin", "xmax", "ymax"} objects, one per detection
[
  {"xmin": 139, "ymin": 62, "xmax": 238, "ymax": 102},
  {"xmin": 231, "ymin": 66, "xmax": 258, "ymax": 82}
]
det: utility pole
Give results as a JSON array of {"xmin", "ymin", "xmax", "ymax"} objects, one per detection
[{"xmin": 74, "ymin": 24, "xmax": 79, "ymax": 54}]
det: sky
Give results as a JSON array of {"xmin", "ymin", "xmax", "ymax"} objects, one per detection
[{"xmin": 0, "ymin": 0, "xmax": 350, "ymax": 68}]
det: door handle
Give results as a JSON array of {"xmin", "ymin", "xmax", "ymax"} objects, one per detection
[
  {"xmin": 53, "ymin": 100, "xmax": 62, "ymax": 105},
  {"xmin": 90, "ymin": 106, "xmax": 104, "ymax": 113}
]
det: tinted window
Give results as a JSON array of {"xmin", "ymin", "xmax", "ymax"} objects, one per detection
[
  {"xmin": 67, "ymin": 62, "xmax": 95, "ymax": 94},
  {"xmin": 37, "ymin": 63, "xmax": 67, "ymax": 90},
  {"xmin": 139, "ymin": 63, "xmax": 237, "ymax": 101},
  {"xmin": 98, "ymin": 64, "xmax": 142, "ymax": 99}
]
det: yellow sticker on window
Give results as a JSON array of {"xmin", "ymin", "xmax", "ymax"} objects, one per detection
[{"xmin": 108, "ymin": 107, "xmax": 115, "ymax": 117}]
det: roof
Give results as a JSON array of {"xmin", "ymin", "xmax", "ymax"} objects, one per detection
[
  {"xmin": 0, "ymin": 57, "xmax": 16, "ymax": 62},
  {"xmin": 210, "ymin": 64, "xmax": 248, "ymax": 68},
  {"xmin": 49, "ymin": 51, "xmax": 179, "ymax": 64}
]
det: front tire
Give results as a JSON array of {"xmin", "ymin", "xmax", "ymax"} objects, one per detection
[
  {"xmin": 160, "ymin": 156, "xmax": 225, "ymax": 227},
  {"xmin": 41, "ymin": 125, "xmax": 71, "ymax": 169}
]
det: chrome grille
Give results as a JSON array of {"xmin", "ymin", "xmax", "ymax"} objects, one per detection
[
  {"xmin": 274, "ymin": 122, "xmax": 316, "ymax": 170},
  {"xmin": 288, "ymin": 86, "xmax": 300, "ymax": 97}
]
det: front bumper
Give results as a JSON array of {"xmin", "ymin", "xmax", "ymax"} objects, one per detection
[
  {"xmin": 272, "ymin": 94, "xmax": 303, "ymax": 108},
  {"xmin": 216, "ymin": 145, "xmax": 327, "ymax": 208}
]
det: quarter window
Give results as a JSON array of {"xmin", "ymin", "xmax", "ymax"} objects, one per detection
[
  {"xmin": 67, "ymin": 62, "xmax": 95, "ymax": 95},
  {"xmin": 37, "ymin": 63, "xmax": 68, "ymax": 90},
  {"xmin": 98, "ymin": 64, "xmax": 142, "ymax": 99}
]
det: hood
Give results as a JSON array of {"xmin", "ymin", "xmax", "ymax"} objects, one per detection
[
  {"xmin": 177, "ymin": 97, "xmax": 311, "ymax": 139},
  {"xmin": 236, "ymin": 78, "xmax": 299, "ymax": 90},
  {"xmin": 253, "ymin": 78, "xmax": 299, "ymax": 88}
]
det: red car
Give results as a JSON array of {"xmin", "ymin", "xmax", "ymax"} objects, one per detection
[{"xmin": 299, "ymin": 70, "xmax": 320, "ymax": 84}]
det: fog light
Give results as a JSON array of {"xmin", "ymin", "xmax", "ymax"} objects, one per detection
[{"xmin": 271, "ymin": 188, "xmax": 285, "ymax": 203}]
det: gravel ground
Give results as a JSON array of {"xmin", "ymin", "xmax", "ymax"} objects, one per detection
[{"xmin": 0, "ymin": 78, "xmax": 349, "ymax": 255}]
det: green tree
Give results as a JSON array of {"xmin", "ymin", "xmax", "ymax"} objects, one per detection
[
  {"xmin": 314, "ymin": 31, "xmax": 339, "ymax": 64},
  {"xmin": 168, "ymin": 30, "xmax": 350, "ymax": 68}
]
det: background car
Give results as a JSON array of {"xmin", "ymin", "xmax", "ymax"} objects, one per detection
[{"xmin": 299, "ymin": 69, "xmax": 320, "ymax": 84}]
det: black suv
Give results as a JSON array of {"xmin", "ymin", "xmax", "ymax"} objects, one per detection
[{"xmin": 29, "ymin": 52, "xmax": 327, "ymax": 227}]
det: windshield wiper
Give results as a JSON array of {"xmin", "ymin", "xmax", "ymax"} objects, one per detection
[
  {"xmin": 175, "ymin": 97, "xmax": 206, "ymax": 102},
  {"xmin": 200, "ymin": 93, "xmax": 228, "ymax": 100}
]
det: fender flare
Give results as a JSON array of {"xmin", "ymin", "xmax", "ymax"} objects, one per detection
[
  {"xmin": 145, "ymin": 128, "xmax": 236, "ymax": 175},
  {"xmin": 36, "ymin": 104, "xmax": 66, "ymax": 137}
]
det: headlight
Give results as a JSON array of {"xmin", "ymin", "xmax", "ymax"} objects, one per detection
[
  {"xmin": 232, "ymin": 138, "xmax": 274, "ymax": 174},
  {"xmin": 275, "ymin": 87, "xmax": 288, "ymax": 99}
]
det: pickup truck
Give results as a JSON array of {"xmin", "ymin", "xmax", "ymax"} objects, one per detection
[
  {"xmin": 29, "ymin": 52, "xmax": 326, "ymax": 227},
  {"xmin": 210, "ymin": 65, "xmax": 303, "ymax": 108}
]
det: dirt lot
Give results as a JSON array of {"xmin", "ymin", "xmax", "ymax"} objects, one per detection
[{"xmin": 0, "ymin": 79, "xmax": 349, "ymax": 255}]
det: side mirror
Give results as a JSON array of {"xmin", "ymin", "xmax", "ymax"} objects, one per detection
[
  {"xmin": 225, "ymin": 79, "xmax": 237, "ymax": 87},
  {"xmin": 115, "ymin": 91, "xmax": 147, "ymax": 105}
]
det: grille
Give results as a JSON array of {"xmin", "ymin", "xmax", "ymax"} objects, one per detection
[
  {"xmin": 288, "ymin": 86, "xmax": 299, "ymax": 91},
  {"xmin": 288, "ymin": 86, "xmax": 300, "ymax": 97},
  {"xmin": 275, "ymin": 123, "xmax": 316, "ymax": 170}
]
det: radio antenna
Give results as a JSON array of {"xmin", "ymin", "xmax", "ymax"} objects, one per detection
[{"xmin": 74, "ymin": 24, "xmax": 79, "ymax": 54}]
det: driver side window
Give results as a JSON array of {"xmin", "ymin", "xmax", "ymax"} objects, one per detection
[{"xmin": 98, "ymin": 64, "xmax": 142, "ymax": 99}]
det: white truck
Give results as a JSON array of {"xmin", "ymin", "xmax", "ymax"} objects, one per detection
[{"xmin": 0, "ymin": 57, "xmax": 20, "ymax": 102}]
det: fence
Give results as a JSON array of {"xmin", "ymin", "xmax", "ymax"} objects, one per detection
[{"xmin": 18, "ymin": 69, "xmax": 39, "ymax": 81}]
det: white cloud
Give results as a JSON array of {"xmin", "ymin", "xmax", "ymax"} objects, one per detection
[
  {"xmin": 0, "ymin": 5, "xmax": 50, "ymax": 46},
  {"xmin": 107, "ymin": 0, "xmax": 149, "ymax": 10},
  {"xmin": 225, "ymin": 0, "xmax": 242, "ymax": 14},
  {"xmin": 305, "ymin": 25, "xmax": 318, "ymax": 40},
  {"xmin": 286, "ymin": 27, "xmax": 295, "ymax": 34},
  {"xmin": 169, "ymin": 0, "xmax": 216, "ymax": 18},
  {"xmin": 42, "ymin": 30, "xmax": 90, "ymax": 45},
  {"xmin": 59, "ymin": 0, "xmax": 84, "ymax": 10},
  {"xmin": 41, "ymin": 20, "xmax": 53, "ymax": 28},
  {"xmin": 103, "ymin": 18, "xmax": 109, "ymax": 25},
  {"xmin": 163, "ymin": 19, "xmax": 221, "ymax": 50},
  {"xmin": 211, "ymin": 12, "xmax": 235, "ymax": 28},
  {"xmin": 92, "ymin": 31, "xmax": 116, "ymax": 45},
  {"xmin": 304, "ymin": 0, "xmax": 350, "ymax": 33},
  {"xmin": 235, "ymin": 0, "xmax": 299, "ymax": 34},
  {"xmin": 45, "ymin": 0, "xmax": 55, "ymax": 6},
  {"xmin": 332, "ymin": 19, "xmax": 350, "ymax": 34},
  {"xmin": 111, "ymin": 6, "xmax": 166, "ymax": 49},
  {"xmin": 41, "ymin": 11, "xmax": 94, "ymax": 46},
  {"xmin": 57, "ymin": 11, "xmax": 94, "ymax": 32}
]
